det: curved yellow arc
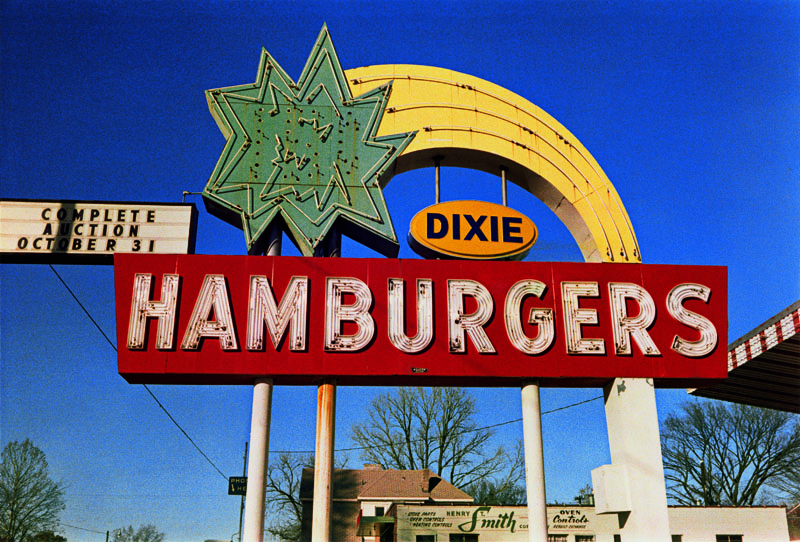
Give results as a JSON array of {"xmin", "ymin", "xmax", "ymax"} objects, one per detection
[{"xmin": 345, "ymin": 64, "xmax": 641, "ymax": 263}]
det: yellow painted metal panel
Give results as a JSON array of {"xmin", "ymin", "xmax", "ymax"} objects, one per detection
[{"xmin": 346, "ymin": 65, "xmax": 641, "ymax": 263}]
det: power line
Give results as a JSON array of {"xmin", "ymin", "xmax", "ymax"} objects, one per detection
[
  {"xmin": 48, "ymin": 264, "xmax": 228, "ymax": 481},
  {"xmin": 60, "ymin": 522, "xmax": 106, "ymax": 535},
  {"xmin": 48, "ymin": 264, "xmax": 603, "ymax": 467},
  {"xmin": 269, "ymin": 395, "xmax": 603, "ymax": 455},
  {"xmin": 142, "ymin": 384, "xmax": 227, "ymax": 480}
]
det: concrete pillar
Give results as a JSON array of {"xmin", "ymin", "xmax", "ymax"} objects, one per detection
[
  {"xmin": 312, "ymin": 378, "xmax": 336, "ymax": 542},
  {"xmin": 521, "ymin": 380, "xmax": 549, "ymax": 542},
  {"xmin": 603, "ymin": 377, "xmax": 670, "ymax": 542},
  {"xmin": 242, "ymin": 378, "xmax": 273, "ymax": 541}
]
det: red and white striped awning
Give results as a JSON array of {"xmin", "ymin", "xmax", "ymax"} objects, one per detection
[{"xmin": 691, "ymin": 301, "xmax": 800, "ymax": 413}]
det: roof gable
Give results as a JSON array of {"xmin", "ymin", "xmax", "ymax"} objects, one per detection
[{"xmin": 300, "ymin": 467, "xmax": 473, "ymax": 502}]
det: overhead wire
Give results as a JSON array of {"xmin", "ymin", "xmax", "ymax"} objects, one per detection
[
  {"xmin": 48, "ymin": 264, "xmax": 603, "ymax": 466},
  {"xmin": 269, "ymin": 395, "xmax": 604, "ymax": 455},
  {"xmin": 48, "ymin": 264, "xmax": 228, "ymax": 481},
  {"xmin": 60, "ymin": 522, "xmax": 106, "ymax": 535}
]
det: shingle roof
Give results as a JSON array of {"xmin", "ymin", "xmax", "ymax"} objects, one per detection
[{"xmin": 299, "ymin": 467, "xmax": 473, "ymax": 502}]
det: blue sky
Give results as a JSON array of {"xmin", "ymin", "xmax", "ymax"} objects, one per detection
[{"xmin": 2, "ymin": 0, "xmax": 799, "ymax": 540}]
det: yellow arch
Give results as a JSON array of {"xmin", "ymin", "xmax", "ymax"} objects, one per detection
[{"xmin": 345, "ymin": 65, "xmax": 641, "ymax": 263}]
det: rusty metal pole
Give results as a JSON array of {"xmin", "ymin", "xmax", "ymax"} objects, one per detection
[
  {"xmin": 312, "ymin": 378, "xmax": 337, "ymax": 541},
  {"xmin": 242, "ymin": 226, "xmax": 281, "ymax": 541},
  {"xmin": 311, "ymin": 228, "xmax": 339, "ymax": 542}
]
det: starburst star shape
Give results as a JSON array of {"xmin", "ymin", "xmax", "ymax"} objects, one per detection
[{"xmin": 202, "ymin": 25, "xmax": 415, "ymax": 256}]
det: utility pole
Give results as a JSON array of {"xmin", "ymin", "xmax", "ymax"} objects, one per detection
[{"xmin": 238, "ymin": 442, "xmax": 248, "ymax": 541}]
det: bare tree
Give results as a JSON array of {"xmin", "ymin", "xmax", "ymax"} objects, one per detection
[
  {"xmin": 0, "ymin": 440, "xmax": 65, "ymax": 542},
  {"xmin": 264, "ymin": 453, "xmax": 348, "ymax": 542},
  {"xmin": 351, "ymin": 387, "xmax": 522, "ymax": 491},
  {"xmin": 112, "ymin": 525, "xmax": 164, "ymax": 542},
  {"xmin": 766, "ymin": 461, "xmax": 800, "ymax": 503},
  {"xmin": 264, "ymin": 453, "xmax": 311, "ymax": 542},
  {"xmin": 661, "ymin": 400, "xmax": 800, "ymax": 505},
  {"xmin": 464, "ymin": 441, "xmax": 526, "ymax": 505}
]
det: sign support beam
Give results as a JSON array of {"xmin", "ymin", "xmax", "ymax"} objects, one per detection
[
  {"xmin": 312, "ymin": 378, "xmax": 337, "ymax": 542},
  {"xmin": 242, "ymin": 226, "xmax": 282, "ymax": 541},
  {"xmin": 501, "ymin": 167, "xmax": 508, "ymax": 206},
  {"xmin": 603, "ymin": 378, "xmax": 671, "ymax": 542},
  {"xmin": 242, "ymin": 377, "xmax": 273, "ymax": 541},
  {"xmin": 521, "ymin": 380, "xmax": 548, "ymax": 542}
]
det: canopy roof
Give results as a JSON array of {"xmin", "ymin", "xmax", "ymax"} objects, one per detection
[{"xmin": 691, "ymin": 301, "xmax": 799, "ymax": 413}]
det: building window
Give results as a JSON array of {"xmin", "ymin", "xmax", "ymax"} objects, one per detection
[
  {"xmin": 672, "ymin": 536, "xmax": 683, "ymax": 542},
  {"xmin": 575, "ymin": 536, "xmax": 595, "ymax": 542},
  {"xmin": 548, "ymin": 536, "xmax": 568, "ymax": 542},
  {"xmin": 716, "ymin": 536, "xmax": 743, "ymax": 542},
  {"xmin": 375, "ymin": 506, "xmax": 385, "ymax": 516},
  {"xmin": 416, "ymin": 536, "xmax": 435, "ymax": 542},
  {"xmin": 449, "ymin": 535, "xmax": 478, "ymax": 542},
  {"xmin": 614, "ymin": 535, "xmax": 622, "ymax": 542}
]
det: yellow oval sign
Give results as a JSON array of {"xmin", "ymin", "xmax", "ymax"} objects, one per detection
[{"xmin": 408, "ymin": 200, "xmax": 537, "ymax": 260}]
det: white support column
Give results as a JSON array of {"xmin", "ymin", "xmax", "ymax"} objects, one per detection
[
  {"xmin": 521, "ymin": 380, "xmax": 548, "ymax": 542},
  {"xmin": 312, "ymin": 378, "xmax": 336, "ymax": 542},
  {"xmin": 242, "ymin": 377, "xmax": 273, "ymax": 542},
  {"xmin": 603, "ymin": 378, "xmax": 670, "ymax": 542}
]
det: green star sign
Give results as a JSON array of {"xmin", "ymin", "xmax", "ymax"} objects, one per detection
[{"xmin": 203, "ymin": 25, "xmax": 415, "ymax": 257}]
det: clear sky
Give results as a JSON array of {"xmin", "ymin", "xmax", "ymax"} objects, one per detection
[{"xmin": 2, "ymin": 0, "xmax": 799, "ymax": 540}]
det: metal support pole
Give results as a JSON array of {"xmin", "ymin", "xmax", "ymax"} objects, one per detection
[
  {"xmin": 238, "ymin": 442, "xmax": 248, "ymax": 542},
  {"xmin": 521, "ymin": 380, "xmax": 548, "ymax": 542},
  {"xmin": 241, "ymin": 225, "xmax": 281, "ymax": 541},
  {"xmin": 314, "ymin": 227, "xmax": 341, "ymax": 258},
  {"xmin": 326, "ymin": 228, "xmax": 341, "ymax": 258},
  {"xmin": 434, "ymin": 156, "xmax": 442, "ymax": 204},
  {"xmin": 312, "ymin": 378, "xmax": 337, "ymax": 542},
  {"xmin": 265, "ymin": 225, "xmax": 282, "ymax": 257},
  {"xmin": 242, "ymin": 379, "xmax": 273, "ymax": 541},
  {"xmin": 501, "ymin": 167, "xmax": 508, "ymax": 206}
]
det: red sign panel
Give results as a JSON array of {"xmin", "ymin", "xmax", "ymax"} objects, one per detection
[{"xmin": 114, "ymin": 255, "xmax": 727, "ymax": 387}]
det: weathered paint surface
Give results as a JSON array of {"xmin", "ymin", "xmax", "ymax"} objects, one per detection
[
  {"xmin": 346, "ymin": 64, "xmax": 640, "ymax": 264},
  {"xmin": 203, "ymin": 27, "xmax": 414, "ymax": 257},
  {"xmin": 115, "ymin": 254, "xmax": 727, "ymax": 387}
]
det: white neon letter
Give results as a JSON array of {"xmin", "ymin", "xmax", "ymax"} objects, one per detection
[
  {"xmin": 247, "ymin": 276, "xmax": 308, "ymax": 351},
  {"xmin": 505, "ymin": 280, "xmax": 554, "ymax": 355},
  {"xmin": 562, "ymin": 281, "xmax": 605, "ymax": 355},
  {"xmin": 180, "ymin": 275, "xmax": 238, "ymax": 351},
  {"xmin": 448, "ymin": 279, "xmax": 495, "ymax": 354},
  {"xmin": 387, "ymin": 278, "xmax": 434, "ymax": 353},
  {"xmin": 127, "ymin": 273, "xmax": 179, "ymax": 350},
  {"xmin": 609, "ymin": 283, "xmax": 661, "ymax": 356},
  {"xmin": 667, "ymin": 283, "xmax": 718, "ymax": 357},
  {"xmin": 324, "ymin": 277, "xmax": 374, "ymax": 351}
]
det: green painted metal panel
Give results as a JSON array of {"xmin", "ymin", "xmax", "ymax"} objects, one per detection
[{"xmin": 203, "ymin": 25, "xmax": 415, "ymax": 256}]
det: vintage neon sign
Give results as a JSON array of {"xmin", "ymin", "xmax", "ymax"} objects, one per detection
[
  {"xmin": 408, "ymin": 200, "xmax": 537, "ymax": 260},
  {"xmin": 115, "ymin": 254, "xmax": 727, "ymax": 386}
]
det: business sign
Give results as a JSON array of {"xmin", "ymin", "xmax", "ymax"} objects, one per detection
[
  {"xmin": 228, "ymin": 476, "xmax": 247, "ymax": 496},
  {"xmin": 395, "ymin": 505, "xmax": 612, "ymax": 541},
  {"xmin": 115, "ymin": 254, "xmax": 726, "ymax": 387},
  {"xmin": 1, "ymin": 200, "xmax": 197, "ymax": 264},
  {"xmin": 202, "ymin": 26, "xmax": 413, "ymax": 257},
  {"xmin": 408, "ymin": 200, "xmax": 537, "ymax": 260}
]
